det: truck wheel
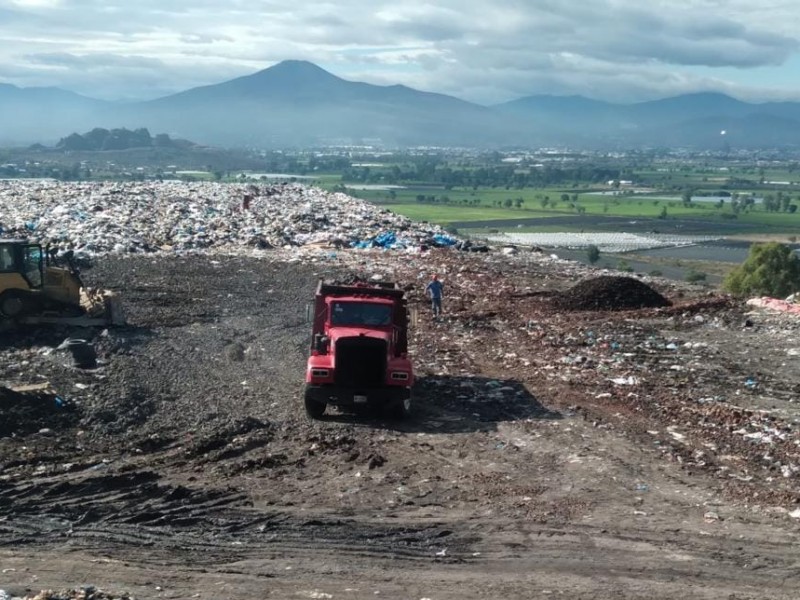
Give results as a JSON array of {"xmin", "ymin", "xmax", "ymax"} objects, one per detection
[
  {"xmin": 64, "ymin": 339, "xmax": 97, "ymax": 369},
  {"xmin": 304, "ymin": 393, "xmax": 326, "ymax": 419},
  {"xmin": 387, "ymin": 394, "xmax": 412, "ymax": 420}
]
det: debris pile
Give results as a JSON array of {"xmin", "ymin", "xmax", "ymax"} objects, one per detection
[
  {"xmin": 0, "ymin": 180, "xmax": 458, "ymax": 256},
  {"xmin": 3, "ymin": 588, "xmax": 134, "ymax": 600},
  {"xmin": 554, "ymin": 275, "xmax": 671, "ymax": 311},
  {"xmin": 0, "ymin": 385, "xmax": 78, "ymax": 437}
]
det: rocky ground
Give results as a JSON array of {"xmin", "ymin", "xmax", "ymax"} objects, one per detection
[{"xmin": 1, "ymin": 244, "xmax": 800, "ymax": 600}]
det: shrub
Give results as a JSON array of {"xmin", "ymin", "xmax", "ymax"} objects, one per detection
[
  {"xmin": 723, "ymin": 242, "xmax": 800, "ymax": 297},
  {"xmin": 685, "ymin": 269, "xmax": 707, "ymax": 283}
]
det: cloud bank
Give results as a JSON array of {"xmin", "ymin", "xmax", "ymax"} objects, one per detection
[{"xmin": 0, "ymin": 0, "xmax": 798, "ymax": 103}]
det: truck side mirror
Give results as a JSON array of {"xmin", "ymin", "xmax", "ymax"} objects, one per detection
[
  {"xmin": 305, "ymin": 302, "xmax": 314, "ymax": 322},
  {"xmin": 314, "ymin": 334, "xmax": 329, "ymax": 354}
]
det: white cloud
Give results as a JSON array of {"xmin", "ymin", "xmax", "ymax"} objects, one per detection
[
  {"xmin": 0, "ymin": 0, "xmax": 799, "ymax": 103},
  {"xmin": 8, "ymin": 0, "xmax": 61, "ymax": 7}
]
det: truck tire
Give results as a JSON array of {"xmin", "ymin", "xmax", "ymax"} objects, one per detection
[
  {"xmin": 387, "ymin": 394, "xmax": 412, "ymax": 420},
  {"xmin": 304, "ymin": 390, "xmax": 326, "ymax": 419},
  {"xmin": 65, "ymin": 339, "xmax": 97, "ymax": 369}
]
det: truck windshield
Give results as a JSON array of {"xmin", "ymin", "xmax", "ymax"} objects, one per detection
[{"xmin": 331, "ymin": 302, "xmax": 392, "ymax": 326}]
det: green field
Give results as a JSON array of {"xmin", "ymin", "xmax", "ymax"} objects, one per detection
[
  {"xmin": 283, "ymin": 161, "xmax": 800, "ymax": 238},
  {"xmin": 343, "ymin": 187, "xmax": 800, "ymax": 235}
]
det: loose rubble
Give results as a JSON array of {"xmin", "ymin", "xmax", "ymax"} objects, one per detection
[
  {"xmin": 0, "ymin": 589, "xmax": 133, "ymax": 600},
  {"xmin": 0, "ymin": 385, "xmax": 78, "ymax": 437}
]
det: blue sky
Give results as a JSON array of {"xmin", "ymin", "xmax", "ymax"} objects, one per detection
[{"xmin": 1, "ymin": 0, "xmax": 799, "ymax": 104}]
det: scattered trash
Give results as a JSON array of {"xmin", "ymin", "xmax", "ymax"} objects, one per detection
[
  {"xmin": 611, "ymin": 376, "xmax": 640, "ymax": 386},
  {"xmin": 746, "ymin": 296, "xmax": 800, "ymax": 315}
]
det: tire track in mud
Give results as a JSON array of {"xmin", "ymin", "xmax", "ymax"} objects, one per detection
[{"xmin": 0, "ymin": 470, "xmax": 474, "ymax": 566}]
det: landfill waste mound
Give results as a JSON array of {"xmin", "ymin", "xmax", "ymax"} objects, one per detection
[
  {"xmin": 554, "ymin": 275, "xmax": 671, "ymax": 310},
  {"xmin": 0, "ymin": 386, "xmax": 78, "ymax": 437},
  {"xmin": 0, "ymin": 180, "xmax": 459, "ymax": 255}
]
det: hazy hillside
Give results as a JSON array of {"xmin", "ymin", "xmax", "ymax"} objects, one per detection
[
  {"xmin": 3, "ymin": 60, "xmax": 800, "ymax": 149},
  {"xmin": 496, "ymin": 91, "xmax": 800, "ymax": 149},
  {"xmin": 129, "ymin": 60, "xmax": 519, "ymax": 147},
  {"xmin": 0, "ymin": 84, "xmax": 108, "ymax": 146}
]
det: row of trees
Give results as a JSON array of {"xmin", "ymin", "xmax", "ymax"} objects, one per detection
[
  {"xmin": 341, "ymin": 160, "xmax": 622, "ymax": 189},
  {"xmin": 413, "ymin": 194, "xmax": 530, "ymax": 208},
  {"xmin": 679, "ymin": 189, "xmax": 798, "ymax": 213}
]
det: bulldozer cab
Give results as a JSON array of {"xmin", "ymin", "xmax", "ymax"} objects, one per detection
[
  {"xmin": 0, "ymin": 240, "xmax": 86, "ymax": 319},
  {"xmin": 0, "ymin": 239, "xmax": 44, "ymax": 293},
  {"xmin": 0, "ymin": 239, "xmax": 124, "ymax": 327}
]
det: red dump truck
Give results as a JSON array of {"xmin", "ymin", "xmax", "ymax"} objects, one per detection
[{"xmin": 304, "ymin": 279, "xmax": 414, "ymax": 419}]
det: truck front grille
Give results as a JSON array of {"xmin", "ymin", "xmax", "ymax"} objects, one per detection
[{"xmin": 335, "ymin": 337, "xmax": 387, "ymax": 387}]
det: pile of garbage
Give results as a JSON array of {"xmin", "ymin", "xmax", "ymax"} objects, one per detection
[
  {"xmin": 554, "ymin": 275, "xmax": 671, "ymax": 311},
  {"xmin": 0, "ymin": 180, "xmax": 460, "ymax": 256}
]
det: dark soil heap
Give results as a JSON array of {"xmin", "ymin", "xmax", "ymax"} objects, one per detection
[
  {"xmin": 0, "ymin": 386, "xmax": 78, "ymax": 437},
  {"xmin": 554, "ymin": 275, "xmax": 671, "ymax": 311}
]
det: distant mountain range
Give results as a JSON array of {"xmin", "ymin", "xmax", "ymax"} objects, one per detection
[{"xmin": 2, "ymin": 60, "xmax": 800, "ymax": 150}]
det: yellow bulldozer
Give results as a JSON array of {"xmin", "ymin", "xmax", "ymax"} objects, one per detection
[{"xmin": 0, "ymin": 239, "xmax": 125, "ymax": 328}]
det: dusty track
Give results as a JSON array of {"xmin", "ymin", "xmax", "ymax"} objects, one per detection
[{"xmin": 1, "ymin": 250, "xmax": 799, "ymax": 599}]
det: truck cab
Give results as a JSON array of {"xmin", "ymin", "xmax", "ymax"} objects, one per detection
[{"xmin": 304, "ymin": 280, "xmax": 414, "ymax": 419}]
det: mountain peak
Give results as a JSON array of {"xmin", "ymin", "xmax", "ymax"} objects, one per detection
[
  {"xmin": 269, "ymin": 59, "xmax": 329, "ymax": 73},
  {"xmin": 249, "ymin": 60, "xmax": 341, "ymax": 83},
  {"xmin": 158, "ymin": 58, "xmax": 348, "ymax": 103}
]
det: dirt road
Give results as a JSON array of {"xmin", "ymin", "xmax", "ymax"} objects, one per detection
[{"xmin": 1, "ymin": 249, "xmax": 799, "ymax": 599}]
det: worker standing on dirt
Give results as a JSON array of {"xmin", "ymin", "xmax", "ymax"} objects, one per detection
[{"xmin": 425, "ymin": 274, "xmax": 444, "ymax": 317}]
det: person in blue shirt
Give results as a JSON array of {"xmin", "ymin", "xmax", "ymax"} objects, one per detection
[{"xmin": 425, "ymin": 274, "xmax": 444, "ymax": 317}]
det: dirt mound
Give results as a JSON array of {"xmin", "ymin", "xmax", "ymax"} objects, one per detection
[
  {"xmin": 554, "ymin": 275, "xmax": 671, "ymax": 311},
  {"xmin": 20, "ymin": 589, "xmax": 133, "ymax": 600},
  {"xmin": 0, "ymin": 386, "xmax": 79, "ymax": 437}
]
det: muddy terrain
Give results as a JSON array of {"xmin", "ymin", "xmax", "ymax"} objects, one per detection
[{"xmin": 1, "ymin": 247, "xmax": 799, "ymax": 599}]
